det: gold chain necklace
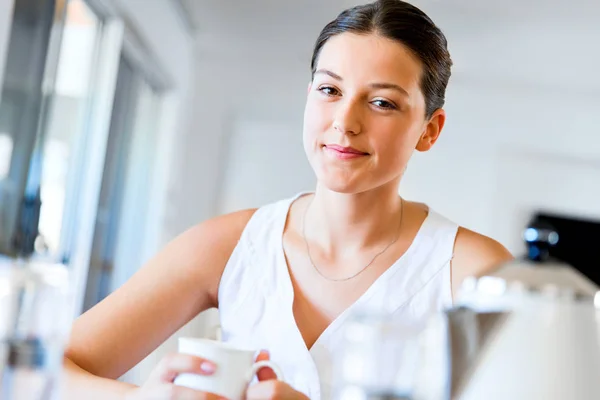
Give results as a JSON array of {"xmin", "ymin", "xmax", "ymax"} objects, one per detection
[{"xmin": 301, "ymin": 197, "xmax": 404, "ymax": 282}]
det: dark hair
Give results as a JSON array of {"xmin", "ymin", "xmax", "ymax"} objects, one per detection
[{"xmin": 310, "ymin": 0, "xmax": 452, "ymax": 118}]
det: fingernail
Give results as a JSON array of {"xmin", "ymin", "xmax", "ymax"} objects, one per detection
[{"xmin": 200, "ymin": 361, "xmax": 216, "ymax": 374}]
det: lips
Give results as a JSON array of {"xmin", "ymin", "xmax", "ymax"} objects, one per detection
[
  {"xmin": 324, "ymin": 144, "xmax": 369, "ymax": 155},
  {"xmin": 323, "ymin": 144, "xmax": 369, "ymax": 160}
]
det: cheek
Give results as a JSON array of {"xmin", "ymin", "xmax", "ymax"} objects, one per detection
[
  {"xmin": 371, "ymin": 121, "xmax": 420, "ymax": 164},
  {"xmin": 303, "ymin": 98, "xmax": 330, "ymax": 145},
  {"xmin": 302, "ymin": 103, "xmax": 317, "ymax": 156},
  {"xmin": 376, "ymin": 136, "xmax": 404, "ymax": 161}
]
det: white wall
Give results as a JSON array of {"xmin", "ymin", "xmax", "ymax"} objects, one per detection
[
  {"xmin": 218, "ymin": 119, "xmax": 315, "ymax": 214},
  {"xmin": 187, "ymin": 37, "xmax": 315, "ymax": 213},
  {"xmin": 109, "ymin": 0, "xmax": 195, "ymax": 256},
  {"xmin": 401, "ymin": 79, "xmax": 600, "ymax": 254}
]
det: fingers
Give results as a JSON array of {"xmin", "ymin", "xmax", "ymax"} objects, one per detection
[
  {"xmin": 246, "ymin": 380, "xmax": 309, "ymax": 400},
  {"xmin": 246, "ymin": 380, "xmax": 284, "ymax": 400},
  {"xmin": 255, "ymin": 350, "xmax": 278, "ymax": 381},
  {"xmin": 154, "ymin": 353, "xmax": 217, "ymax": 383},
  {"xmin": 255, "ymin": 350, "xmax": 270, "ymax": 363},
  {"xmin": 158, "ymin": 385, "xmax": 227, "ymax": 400}
]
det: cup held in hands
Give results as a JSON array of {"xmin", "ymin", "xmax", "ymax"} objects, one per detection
[{"xmin": 174, "ymin": 337, "xmax": 283, "ymax": 399}]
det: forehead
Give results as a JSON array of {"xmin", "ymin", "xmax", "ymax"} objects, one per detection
[{"xmin": 315, "ymin": 32, "xmax": 423, "ymax": 92}]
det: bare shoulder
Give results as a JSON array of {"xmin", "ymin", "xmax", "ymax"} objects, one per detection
[
  {"xmin": 451, "ymin": 227, "xmax": 514, "ymax": 298},
  {"xmin": 181, "ymin": 208, "xmax": 257, "ymax": 261},
  {"xmin": 155, "ymin": 207, "xmax": 258, "ymax": 303},
  {"xmin": 66, "ymin": 208, "xmax": 256, "ymax": 379}
]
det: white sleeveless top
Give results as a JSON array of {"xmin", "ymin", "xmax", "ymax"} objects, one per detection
[{"xmin": 218, "ymin": 193, "xmax": 459, "ymax": 399}]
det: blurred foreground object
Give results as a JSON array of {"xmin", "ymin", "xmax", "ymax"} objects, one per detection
[
  {"xmin": 332, "ymin": 223, "xmax": 600, "ymax": 400},
  {"xmin": 414, "ymin": 223, "xmax": 600, "ymax": 400},
  {"xmin": 0, "ymin": 258, "xmax": 71, "ymax": 400},
  {"xmin": 331, "ymin": 314, "xmax": 421, "ymax": 399}
]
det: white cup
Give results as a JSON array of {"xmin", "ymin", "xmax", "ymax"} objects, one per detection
[{"xmin": 174, "ymin": 337, "xmax": 284, "ymax": 399}]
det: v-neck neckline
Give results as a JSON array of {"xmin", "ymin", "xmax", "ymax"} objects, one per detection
[{"xmin": 276, "ymin": 192, "xmax": 432, "ymax": 353}]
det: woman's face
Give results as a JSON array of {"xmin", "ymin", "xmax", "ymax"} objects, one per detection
[{"xmin": 303, "ymin": 32, "xmax": 445, "ymax": 194}]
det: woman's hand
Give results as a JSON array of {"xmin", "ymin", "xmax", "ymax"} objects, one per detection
[
  {"xmin": 125, "ymin": 353, "xmax": 225, "ymax": 400},
  {"xmin": 246, "ymin": 351, "xmax": 309, "ymax": 400}
]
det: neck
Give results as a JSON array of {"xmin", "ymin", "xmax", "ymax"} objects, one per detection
[{"xmin": 305, "ymin": 180, "xmax": 403, "ymax": 254}]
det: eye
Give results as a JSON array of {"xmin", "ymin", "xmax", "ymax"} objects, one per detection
[
  {"xmin": 317, "ymin": 86, "xmax": 340, "ymax": 97},
  {"xmin": 371, "ymin": 99, "xmax": 397, "ymax": 110}
]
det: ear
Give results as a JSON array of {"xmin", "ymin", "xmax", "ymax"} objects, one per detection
[{"xmin": 416, "ymin": 108, "xmax": 446, "ymax": 152}]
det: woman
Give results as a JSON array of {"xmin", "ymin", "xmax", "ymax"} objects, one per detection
[{"xmin": 64, "ymin": 0, "xmax": 513, "ymax": 399}]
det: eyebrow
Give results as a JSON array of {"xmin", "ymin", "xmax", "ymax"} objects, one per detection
[
  {"xmin": 314, "ymin": 68, "xmax": 410, "ymax": 97},
  {"xmin": 314, "ymin": 68, "xmax": 343, "ymax": 81}
]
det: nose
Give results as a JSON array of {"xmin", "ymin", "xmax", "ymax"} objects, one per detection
[{"xmin": 333, "ymin": 99, "xmax": 362, "ymax": 135}]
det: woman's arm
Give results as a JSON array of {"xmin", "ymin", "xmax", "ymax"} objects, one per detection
[
  {"xmin": 63, "ymin": 209, "xmax": 256, "ymax": 397},
  {"xmin": 63, "ymin": 358, "xmax": 136, "ymax": 399}
]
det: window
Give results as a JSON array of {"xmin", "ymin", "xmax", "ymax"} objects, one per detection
[
  {"xmin": 0, "ymin": 0, "xmax": 168, "ymax": 316},
  {"xmin": 83, "ymin": 56, "xmax": 163, "ymax": 311},
  {"xmin": 0, "ymin": 0, "xmax": 64, "ymax": 257},
  {"xmin": 37, "ymin": 0, "xmax": 103, "ymax": 257}
]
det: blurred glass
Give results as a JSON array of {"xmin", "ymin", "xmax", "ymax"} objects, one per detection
[
  {"xmin": 331, "ymin": 312, "xmax": 423, "ymax": 400},
  {"xmin": 0, "ymin": 257, "xmax": 71, "ymax": 400}
]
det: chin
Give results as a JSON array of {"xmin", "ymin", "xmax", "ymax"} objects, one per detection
[
  {"xmin": 308, "ymin": 152, "xmax": 389, "ymax": 194},
  {"xmin": 314, "ymin": 164, "xmax": 402, "ymax": 195},
  {"xmin": 322, "ymin": 183, "xmax": 360, "ymax": 194},
  {"xmin": 316, "ymin": 172, "xmax": 371, "ymax": 194}
]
